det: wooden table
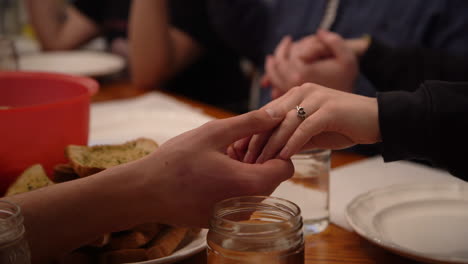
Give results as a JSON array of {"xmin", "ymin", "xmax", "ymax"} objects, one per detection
[{"xmin": 96, "ymin": 81, "xmax": 421, "ymax": 264}]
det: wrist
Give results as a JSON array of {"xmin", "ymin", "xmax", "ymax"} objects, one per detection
[
  {"xmin": 369, "ymin": 97, "xmax": 382, "ymax": 142},
  {"xmin": 89, "ymin": 161, "xmax": 163, "ymax": 230},
  {"xmin": 122, "ymin": 152, "xmax": 170, "ymax": 224}
]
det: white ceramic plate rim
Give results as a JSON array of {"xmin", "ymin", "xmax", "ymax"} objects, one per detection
[
  {"xmin": 345, "ymin": 183, "xmax": 468, "ymax": 264},
  {"xmin": 129, "ymin": 229, "xmax": 207, "ymax": 264},
  {"xmin": 19, "ymin": 51, "xmax": 125, "ymax": 77}
]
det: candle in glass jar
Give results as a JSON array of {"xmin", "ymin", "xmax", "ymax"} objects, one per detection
[{"xmin": 207, "ymin": 196, "xmax": 304, "ymax": 264}]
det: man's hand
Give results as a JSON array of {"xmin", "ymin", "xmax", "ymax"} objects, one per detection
[{"xmin": 140, "ymin": 109, "xmax": 294, "ymax": 227}]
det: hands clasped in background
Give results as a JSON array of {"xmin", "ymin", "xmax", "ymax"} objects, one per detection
[{"xmin": 263, "ymin": 30, "xmax": 362, "ymax": 99}]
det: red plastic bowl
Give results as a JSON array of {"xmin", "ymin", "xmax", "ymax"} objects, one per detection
[{"xmin": 0, "ymin": 71, "xmax": 98, "ymax": 195}]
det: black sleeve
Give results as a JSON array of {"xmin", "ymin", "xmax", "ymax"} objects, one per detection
[
  {"xmin": 169, "ymin": 0, "xmax": 216, "ymax": 48},
  {"xmin": 378, "ymin": 81, "xmax": 468, "ymax": 180},
  {"xmin": 360, "ymin": 39, "xmax": 468, "ymax": 93},
  {"xmin": 73, "ymin": 0, "xmax": 105, "ymax": 24}
]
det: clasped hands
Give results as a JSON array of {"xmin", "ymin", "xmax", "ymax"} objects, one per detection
[{"xmin": 262, "ymin": 30, "xmax": 360, "ymax": 99}]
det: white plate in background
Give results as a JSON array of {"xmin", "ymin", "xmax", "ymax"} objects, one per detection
[
  {"xmin": 346, "ymin": 183, "xmax": 468, "ymax": 264},
  {"xmin": 19, "ymin": 50, "xmax": 125, "ymax": 77}
]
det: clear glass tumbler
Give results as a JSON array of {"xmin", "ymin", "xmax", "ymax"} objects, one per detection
[
  {"xmin": 273, "ymin": 149, "xmax": 331, "ymax": 235},
  {"xmin": 207, "ymin": 196, "xmax": 304, "ymax": 264},
  {"xmin": 0, "ymin": 200, "xmax": 31, "ymax": 264},
  {"xmin": 292, "ymin": 149, "xmax": 331, "ymax": 234},
  {"xmin": 0, "ymin": 37, "xmax": 18, "ymax": 70}
]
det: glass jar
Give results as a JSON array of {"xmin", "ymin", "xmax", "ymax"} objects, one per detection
[
  {"xmin": 0, "ymin": 201, "xmax": 31, "ymax": 264},
  {"xmin": 207, "ymin": 196, "xmax": 304, "ymax": 264},
  {"xmin": 0, "ymin": 37, "xmax": 18, "ymax": 70}
]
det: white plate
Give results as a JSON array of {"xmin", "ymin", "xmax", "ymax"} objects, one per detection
[
  {"xmin": 346, "ymin": 183, "xmax": 468, "ymax": 264},
  {"xmin": 19, "ymin": 51, "xmax": 125, "ymax": 77},
  {"xmin": 130, "ymin": 229, "xmax": 208, "ymax": 264}
]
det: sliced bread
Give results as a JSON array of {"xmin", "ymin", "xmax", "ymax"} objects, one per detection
[
  {"xmin": 66, "ymin": 138, "xmax": 159, "ymax": 177},
  {"xmin": 5, "ymin": 164, "xmax": 54, "ymax": 196}
]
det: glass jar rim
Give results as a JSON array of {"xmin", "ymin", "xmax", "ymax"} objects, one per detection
[
  {"xmin": 211, "ymin": 196, "xmax": 302, "ymax": 238},
  {"xmin": 0, "ymin": 200, "xmax": 21, "ymax": 221}
]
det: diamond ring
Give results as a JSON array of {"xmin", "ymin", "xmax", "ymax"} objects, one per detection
[{"xmin": 296, "ymin": 106, "xmax": 306, "ymax": 120}]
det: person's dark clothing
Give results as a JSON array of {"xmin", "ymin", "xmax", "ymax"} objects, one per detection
[
  {"xmin": 173, "ymin": 0, "xmax": 468, "ymax": 67},
  {"xmin": 378, "ymin": 81, "xmax": 468, "ymax": 180},
  {"xmin": 73, "ymin": 0, "xmax": 130, "ymax": 44},
  {"xmin": 361, "ymin": 39, "xmax": 468, "ymax": 93}
]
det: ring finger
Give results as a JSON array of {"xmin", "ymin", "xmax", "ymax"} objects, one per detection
[{"xmin": 256, "ymin": 101, "xmax": 319, "ymax": 163}]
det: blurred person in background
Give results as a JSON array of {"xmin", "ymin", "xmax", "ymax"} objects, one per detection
[
  {"xmin": 26, "ymin": 0, "xmax": 250, "ymax": 113},
  {"xmin": 26, "ymin": 0, "xmax": 131, "ymax": 57},
  {"xmin": 131, "ymin": 0, "xmax": 468, "ymax": 109}
]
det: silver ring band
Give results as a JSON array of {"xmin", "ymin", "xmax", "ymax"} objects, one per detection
[{"xmin": 296, "ymin": 106, "xmax": 306, "ymax": 120}]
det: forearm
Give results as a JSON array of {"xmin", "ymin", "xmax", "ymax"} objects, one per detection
[
  {"xmin": 3, "ymin": 162, "xmax": 155, "ymax": 263},
  {"xmin": 26, "ymin": 0, "xmax": 99, "ymax": 50},
  {"xmin": 378, "ymin": 81, "xmax": 468, "ymax": 179},
  {"xmin": 129, "ymin": 0, "xmax": 174, "ymax": 88},
  {"xmin": 26, "ymin": 0, "xmax": 66, "ymax": 49}
]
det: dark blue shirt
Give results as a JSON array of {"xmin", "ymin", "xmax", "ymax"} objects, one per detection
[
  {"xmin": 172, "ymin": 0, "xmax": 468, "ymax": 103},
  {"xmin": 198, "ymin": 0, "xmax": 468, "ymax": 66}
]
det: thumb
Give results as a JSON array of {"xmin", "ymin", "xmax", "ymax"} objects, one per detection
[
  {"xmin": 317, "ymin": 30, "xmax": 355, "ymax": 64},
  {"xmin": 211, "ymin": 109, "xmax": 284, "ymax": 147},
  {"xmin": 246, "ymin": 158, "xmax": 294, "ymax": 194}
]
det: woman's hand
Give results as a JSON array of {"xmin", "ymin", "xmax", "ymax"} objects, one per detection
[{"xmin": 235, "ymin": 83, "xmax": 381, "ymax": 164}]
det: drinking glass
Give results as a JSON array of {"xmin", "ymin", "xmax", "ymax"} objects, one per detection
[
  {"xmin": 274, "ymin": 149, "xmax": 331, "ymax": 235},
  {"xmin": 0, "ymin": 37, "xmax": 18, "ymax": 70}
]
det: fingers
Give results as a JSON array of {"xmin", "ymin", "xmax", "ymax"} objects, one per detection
[
  {"xmin": 256, "ymin": 110, "xmax": 301, "ymax": 163},
  {"xmin": 256, "ymin": 96, "xmax": 322, "ymax": 163},
  {"xmin": 243, "ymin": 131, "xmax": 273, "ymax": 163},
  {"xmin": 271, "ymin": 87, "xmax": 283, "ymax": 99},
  {"xmin": 317, "ymin": 30, "xmax": 356, "ymax": 65},
  {"xmin": 207, "ymin": 109, "xmax": 283, "ymax": 148},
  {"xmin": 279, "ymin": 109, "xmax": 329, "ymax": 159},
  {"xmin": 238, "ymin": 158, "xmax": 295, "ymax": 194},
  {"xmin": 226, "ymin": 145, "xmax": 239, "ymax": 160},
  {"xmin": 265, "ymin": 55, "xmax": 287, "ymax": 91},
  {"xmin": 230, "ymin": 136, "xmax": 252, "ymax": 161},
  {"xmin": 234, "ymin": 136, "xmax": 252, "ymax": 153},
  {"xmin": 266, "ymin": 36, "xmax": 295, "ymax": 93},
  {"xmin": 260, "ymin": 74, "xmax": 271, "ymax": 88},
  {"xmin": 254, "ymin": 158, "xmax": 294, "ymax": 185},
  {"xmin": 256, "ymin": 108, "xmax": 304, "ymax": 163},
  {"xmin": 296, "ymin": 36, "xmax": 330, "ymax": 62},
  {"xmin": 242, "ymin": 87, "xmax": 308, "ymax": 162},
  {"xmin": 274, "ymin": 36, "xmax": 292, "ymax": 64}
]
